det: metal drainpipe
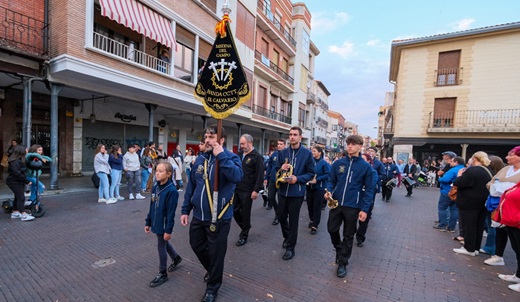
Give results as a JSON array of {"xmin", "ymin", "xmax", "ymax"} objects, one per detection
[
  {"xmin": 49, "ymin": 84, "xmax": 63, "ymax": 190},
  {"xmin": 25, "ymin": 77, "xmax": 44, "ymax": 148},
  {"xmin": 44, "ymin": 0, "xmax": 49, "ymax": 54}
]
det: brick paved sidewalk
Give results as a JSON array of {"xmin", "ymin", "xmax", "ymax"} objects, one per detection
[{"xmin": 0, "ymin": 185, "xmax": 518, "ymax": 301}]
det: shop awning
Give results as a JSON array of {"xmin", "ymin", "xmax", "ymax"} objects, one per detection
[{"xmin": 100, "ymin": 0, "xmax": 177, "ymax": 49}]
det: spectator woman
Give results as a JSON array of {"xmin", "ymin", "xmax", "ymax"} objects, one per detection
[
  {"xmin": 108, "ymin": 145, "xmax": 124, "ymax": 202},
  {"xmin": 26, "ymin": 144, "xmax": 52, "ymax": 203},
  {"xmin": 496, "ymin": 181, "xmax": 520, "ymax": 292},
  {"xmin": 484, "ymin": 146, "xmax": 520, "ymax": 266},
  {"xmin": 94, "ymin": 144, "xmax": 113, "ymax": 204},
  {"xmin": 140, "ymin": 147, "xmax": 153, "ymax": 193},
  {"xmin": 306, "ymin": 146, "xmax": 330, "ymax": 235},
  {"xmin": 6, "ymin": 145, "xmax": 34, "ymax": 221},
  {"xmin": 183, "ymin": 148, "xmax": 196, "ymax": 182},
  {"xmin": 452, "ymin": 151, "xmax": 493, "ymax": 256}
]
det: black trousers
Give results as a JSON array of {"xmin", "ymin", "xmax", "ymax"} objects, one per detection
[
  {"xmin": 496, "ymin": 227, "xmax": 508, "ymax": 257},
  {"xmin": 327, "ymin": 206, "xmax": 360, "ymax": 266},
  {"xmin": 156, "ymin": 234, "xmax": 178, "ymax": 274},
  {"xmin": 356, "ymin": 201, "xmax": 375, "ymax": 243},
  {"xmin": 306, "ymin": 188, "xmax": 324, "ymax": 228},
  {"xmin": 267, "ymin": 181, "xmax": 278, "ymax": 213},
  {"xmin": 277, "ymin": 194, "xmax": 304, "ymax": 250},
  {"xmin": 189, "ymin": 218, "xmax": 231, "ymax": 295},
  {"xmin": 405, "ymin": 184, "xmax": 414, "ymax": 196},
  {"xmin": 381, "ymin": 182, "xmax": 393, "ymax": 200},
  {"xmin": 6, "ymin": 179, "xmax": 26, "ymax": 213},
  {"xmin": 458, "ymin": 207, "xmax": 486, "ymax": 253},
  {"xmin": 506, "ymin": 226, "xmax": 520, "ymax": 278},
  {"xmin": 233, "ymin": 190, "xmax": 253, "ymax": 240}
]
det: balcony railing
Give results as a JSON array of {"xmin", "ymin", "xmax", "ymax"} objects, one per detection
[
  {"xmin": 428, "ymin": 109, "xmax": 520, "ymax": 130},
  {"xmin": 436, "ymin": 68, "xmax": 458, "ymax": 86},
  {"xmin": 252, "ymin": 105, "xmax": 291, "ymax": 124},
  {"xmin": 257, "ymin": 1, "xmax": 297, "ymax": 48},
  {"xmin": 93, "ymin": 32, "xmax": 172, "ymax": 75},
  {"xmin": 0, "ymin": 5, "xmax": 48, "ymax": 56},
  {"xmin": 255, "ymin": 50, "xmax": 294, "ymax": 85}
]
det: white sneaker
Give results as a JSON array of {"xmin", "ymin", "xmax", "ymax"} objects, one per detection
[
  {"xmin": 453, "ymin": 247, "xmax": 477, "ymax": 256},
  {"xmin": 11, "ymin": 212, "xmax": 22, "ymax": 219},
  {"xmin": 106, "ymin": 198, "xmax": 117, "ymax": 204},
  {"xmin": 21, "ymin": 213, "xmax": 35, "ymax": 221},
  {"xmin": 499, "ymin": 274, "xmax": 520, "ymax": 283},
  {"xmin": 484, "ymin": 255, "xmax": 505, "ymax": 266},
  {"xmin": 135, "ymin": 194, "xmax": 146, "ymax": 200},
  {"xmin": 479, "ymin": 249, "xmax": 487, "ymax": 254},
  {"xmin": 178, "ymin": 189, "xmax": 183, "ymax": 192},
  {"xmin": 116, "ymin": 196, "xmax": 125, "ymax": 201},
  {"xmin": 509, "ymin": 283, "xmax": 520, "ymax": 292},
  {"xmin": 129, "ymin": 193, "xmax": 135, "ymax": 200},
  {"xmin": 98, "ymin": 198, "xmax": 107, "ymax": 203}
]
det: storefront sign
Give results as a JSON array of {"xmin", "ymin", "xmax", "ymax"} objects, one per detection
[{"xmin": 114, "ymin": 112, "xmax": 137, "ymax": 123}]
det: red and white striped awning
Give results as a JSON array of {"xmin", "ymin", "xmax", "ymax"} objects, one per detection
[{"xmin": 99, "ymin": 0, "xmax": 176, "ymax": 49}]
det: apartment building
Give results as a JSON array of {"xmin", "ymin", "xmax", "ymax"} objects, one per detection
[
  {"xmin": 386, "ymin": 22, "xmax": 520, "ymax": 162},
  {"xmin": 0, "ymin": 0, "xmax": 321, "ymax": 178},
  {"xmin": 307, "ymin": 80, "xmax": 329, "ymax": 147}
]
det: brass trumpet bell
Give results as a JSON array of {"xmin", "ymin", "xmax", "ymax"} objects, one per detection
[
  {"xmin": 275, "ymin": 163, "xmax": 293, "ymax": 189},
  {"xmin": 324, "ymin": 189, "xmax": 339, "ymax": 209}
]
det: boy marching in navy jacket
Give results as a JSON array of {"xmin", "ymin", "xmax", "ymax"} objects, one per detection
[
  {"xmin": 326, "ymin": 135, "xmax": 375, "ymax": 278},
  {"xmin": 275, "ymin": 126, "xmax": 315, "ymax": 261}
]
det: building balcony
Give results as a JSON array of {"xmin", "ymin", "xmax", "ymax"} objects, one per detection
[
  {"xmin": 427, "ymin": 109, "xmax": 520, "ymax": 133},
  {"xmin": 0, "ymin": 5, "xmax": 48, "ymax": 58},
  {"xmin": 256, "ymin": 1, "xmax": 296, "ymax": 55},
  {"xmin": 254, "ymin": 50, "xmax": 294, "ymax": 87},
  {"xmin": 307, "ymin": 92, "xmax": 316, "ymax": 104},
  {"xmin": 252, "ymin": 104, "xmax": 291, "ymax": 124}
]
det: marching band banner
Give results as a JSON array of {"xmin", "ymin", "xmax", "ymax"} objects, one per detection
[{"xmin": 194, "ymin": 16, "xmax": 251, "ymax": 119}]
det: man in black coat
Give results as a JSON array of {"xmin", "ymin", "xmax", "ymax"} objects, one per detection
[{"xmin": 403, "ymin": 158, "xmax": 418, "ymax": 197}]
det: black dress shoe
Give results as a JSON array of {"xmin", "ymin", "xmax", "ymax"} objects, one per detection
[
  {"xmin": 266, "ymin": 205, "xmax": 272, "ymax": 210},
  {"xmin": 308, "ymin": 221, "xmax": 313, "ymax": 229},
  {"xmin": 201, "ymin": 292, "xmax": 217, "ymax": 302},
  {"xmin": 168, "ymin": 255, "xmax": 182, "ymax": 272},
  {"xmin": 336, "ymin": 264, "xmax": 347, "ymax": 278},
  {"xmin": 149, "ymin": 273, "xmax": 168, "ymax": 287},
  {"xmin": 282, "ymin": 239, "xmax": 288, "ymax": 248},
  {"xmin": 204, "ymin": 272, "xmax": 209, "ymax": 282},
  {"xmin": 310, "ymin": 227, "xmax": 317, "ymax": 235},
  {"xmin": 236, "ymin": 238, "xmax": 247, "ymax": 246},
  {"xmin": 357, "ymin": 241, "xmax": 364, "ymax": 247},
  {"xmin": 282, "ymin": 249, "xmax": 295, "ymax": 260},
  {"xmin": 272, "ymin": 218, "xmax": 279, "ymax": 225}
]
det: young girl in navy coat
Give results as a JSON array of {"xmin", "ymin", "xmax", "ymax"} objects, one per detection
[{"xmin": 144, "ymin": 161, "xmax": 182, "ymax": 287}]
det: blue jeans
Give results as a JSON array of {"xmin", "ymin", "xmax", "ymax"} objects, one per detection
[
  {"xmin": 97, "ymin": 172, "xmax": 110, "ymax": 199},
  {"xmin": 27, "ymin": 176, "xmax": 45, "ymax": 201},
  {"xmin": 109, "ymin": 169, "xmax": 122, "ymax": 198},
  {"xmin": 141, "ymin": 169, "xmax": 150, "ymax": 191},
  {"xmin": 438, "ymin": 194, "xmax": 458, "ymax": 230},
  {"xmin": 185, "ymin": 168, "xmax": 191, "ymax": 182},
  {"xmin": 482, "ymin": 212, "xmax": 496, "ymax": 254}
]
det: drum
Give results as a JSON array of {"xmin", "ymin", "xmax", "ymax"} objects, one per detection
[
  {"xmin": 386, "ymin": 178, "xmax": 398, "ymax": 189},
  {"xmin": 418, "ymin": 171, "xmax": 427, "ymax": 182},
  {"xmin": 403, "ymin": 177, "xmax": 416, "ymax": 189}
]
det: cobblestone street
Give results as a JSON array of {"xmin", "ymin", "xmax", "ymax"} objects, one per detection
[{"xmin": 0, "ymin": 180, "xmax": 518, "ymax": 301}]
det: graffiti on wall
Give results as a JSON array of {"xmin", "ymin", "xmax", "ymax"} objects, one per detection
[{"xmin": 85, "ymin": 137, "xmax": 150, "ymax": 149}]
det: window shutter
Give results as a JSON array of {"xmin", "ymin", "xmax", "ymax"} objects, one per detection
[
  {"xmin": 433, "ymin": 98, "xmax": 456, "ymax": 127},
  {"xmin": 176, "ymin": 25, "xmax": 195, "ymax": 49}
]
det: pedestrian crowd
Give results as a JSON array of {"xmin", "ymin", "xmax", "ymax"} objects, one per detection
[{"xmin": 3, "ymin": 133, "xmax": 520, "ymax": 301}]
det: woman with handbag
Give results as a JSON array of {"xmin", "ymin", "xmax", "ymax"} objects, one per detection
[
  {"xmin": 452, "ymin": 152, "xmax": 493, "ymax": 256},
  {"xmin": 483, "ymin": 146, "xmax": 520, "ymax": 266},
  {"xmin": 494, "ymin": 182, "xmax": 520, "ymax": 292}
]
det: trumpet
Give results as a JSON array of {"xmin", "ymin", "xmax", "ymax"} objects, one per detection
[
  {"xmin": 306, "ymin": 174, "xmax": 317, "ymax": 186},
  {"xmin": 275, "ymin": 159, "xmax": 293, "ymax": 189},
  {"xmin": 324, "ymin": 189, "xmax": 339, "ymax": 209}
]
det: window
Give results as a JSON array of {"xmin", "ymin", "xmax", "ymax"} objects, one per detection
[
  {"xmin": 433, "ymin": 98, "xmax": 456, "ymax": 127},
  {"xmin": 272, "ymin": 49, "xmax": 280, "ymax": 65},
  {"xmin": 281, "ymin": 58, "xmax": 288, "ymax": 73},
  {"xmin": 436, "ymin": 50, "xmax": 460, "ymax": 86},
  {"xmin": 300, "ymin": 65, "xmax": 308, "ymax": 92},
  {"xmin": 301, "ymin": 30, "xmax": 310, "ymax": 56},
  {"xmin": 236, "ymin": 2, "xmax": 255, "ymax": 49},
  {"xmin": 174, "ymin": 42, "xmax": 193, "ymax": 81},
  {"xmin": 257, "ymin": 86, "xmax": 267, "ymax": 108},
  {"xmin": 200, "ymin": 0, "xmax": 216, "ymax": 12}
]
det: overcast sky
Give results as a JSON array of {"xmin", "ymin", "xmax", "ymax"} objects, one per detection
[{"xmin": 302, "ymin": 0, "xmax": 520, "ymax": 137}]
